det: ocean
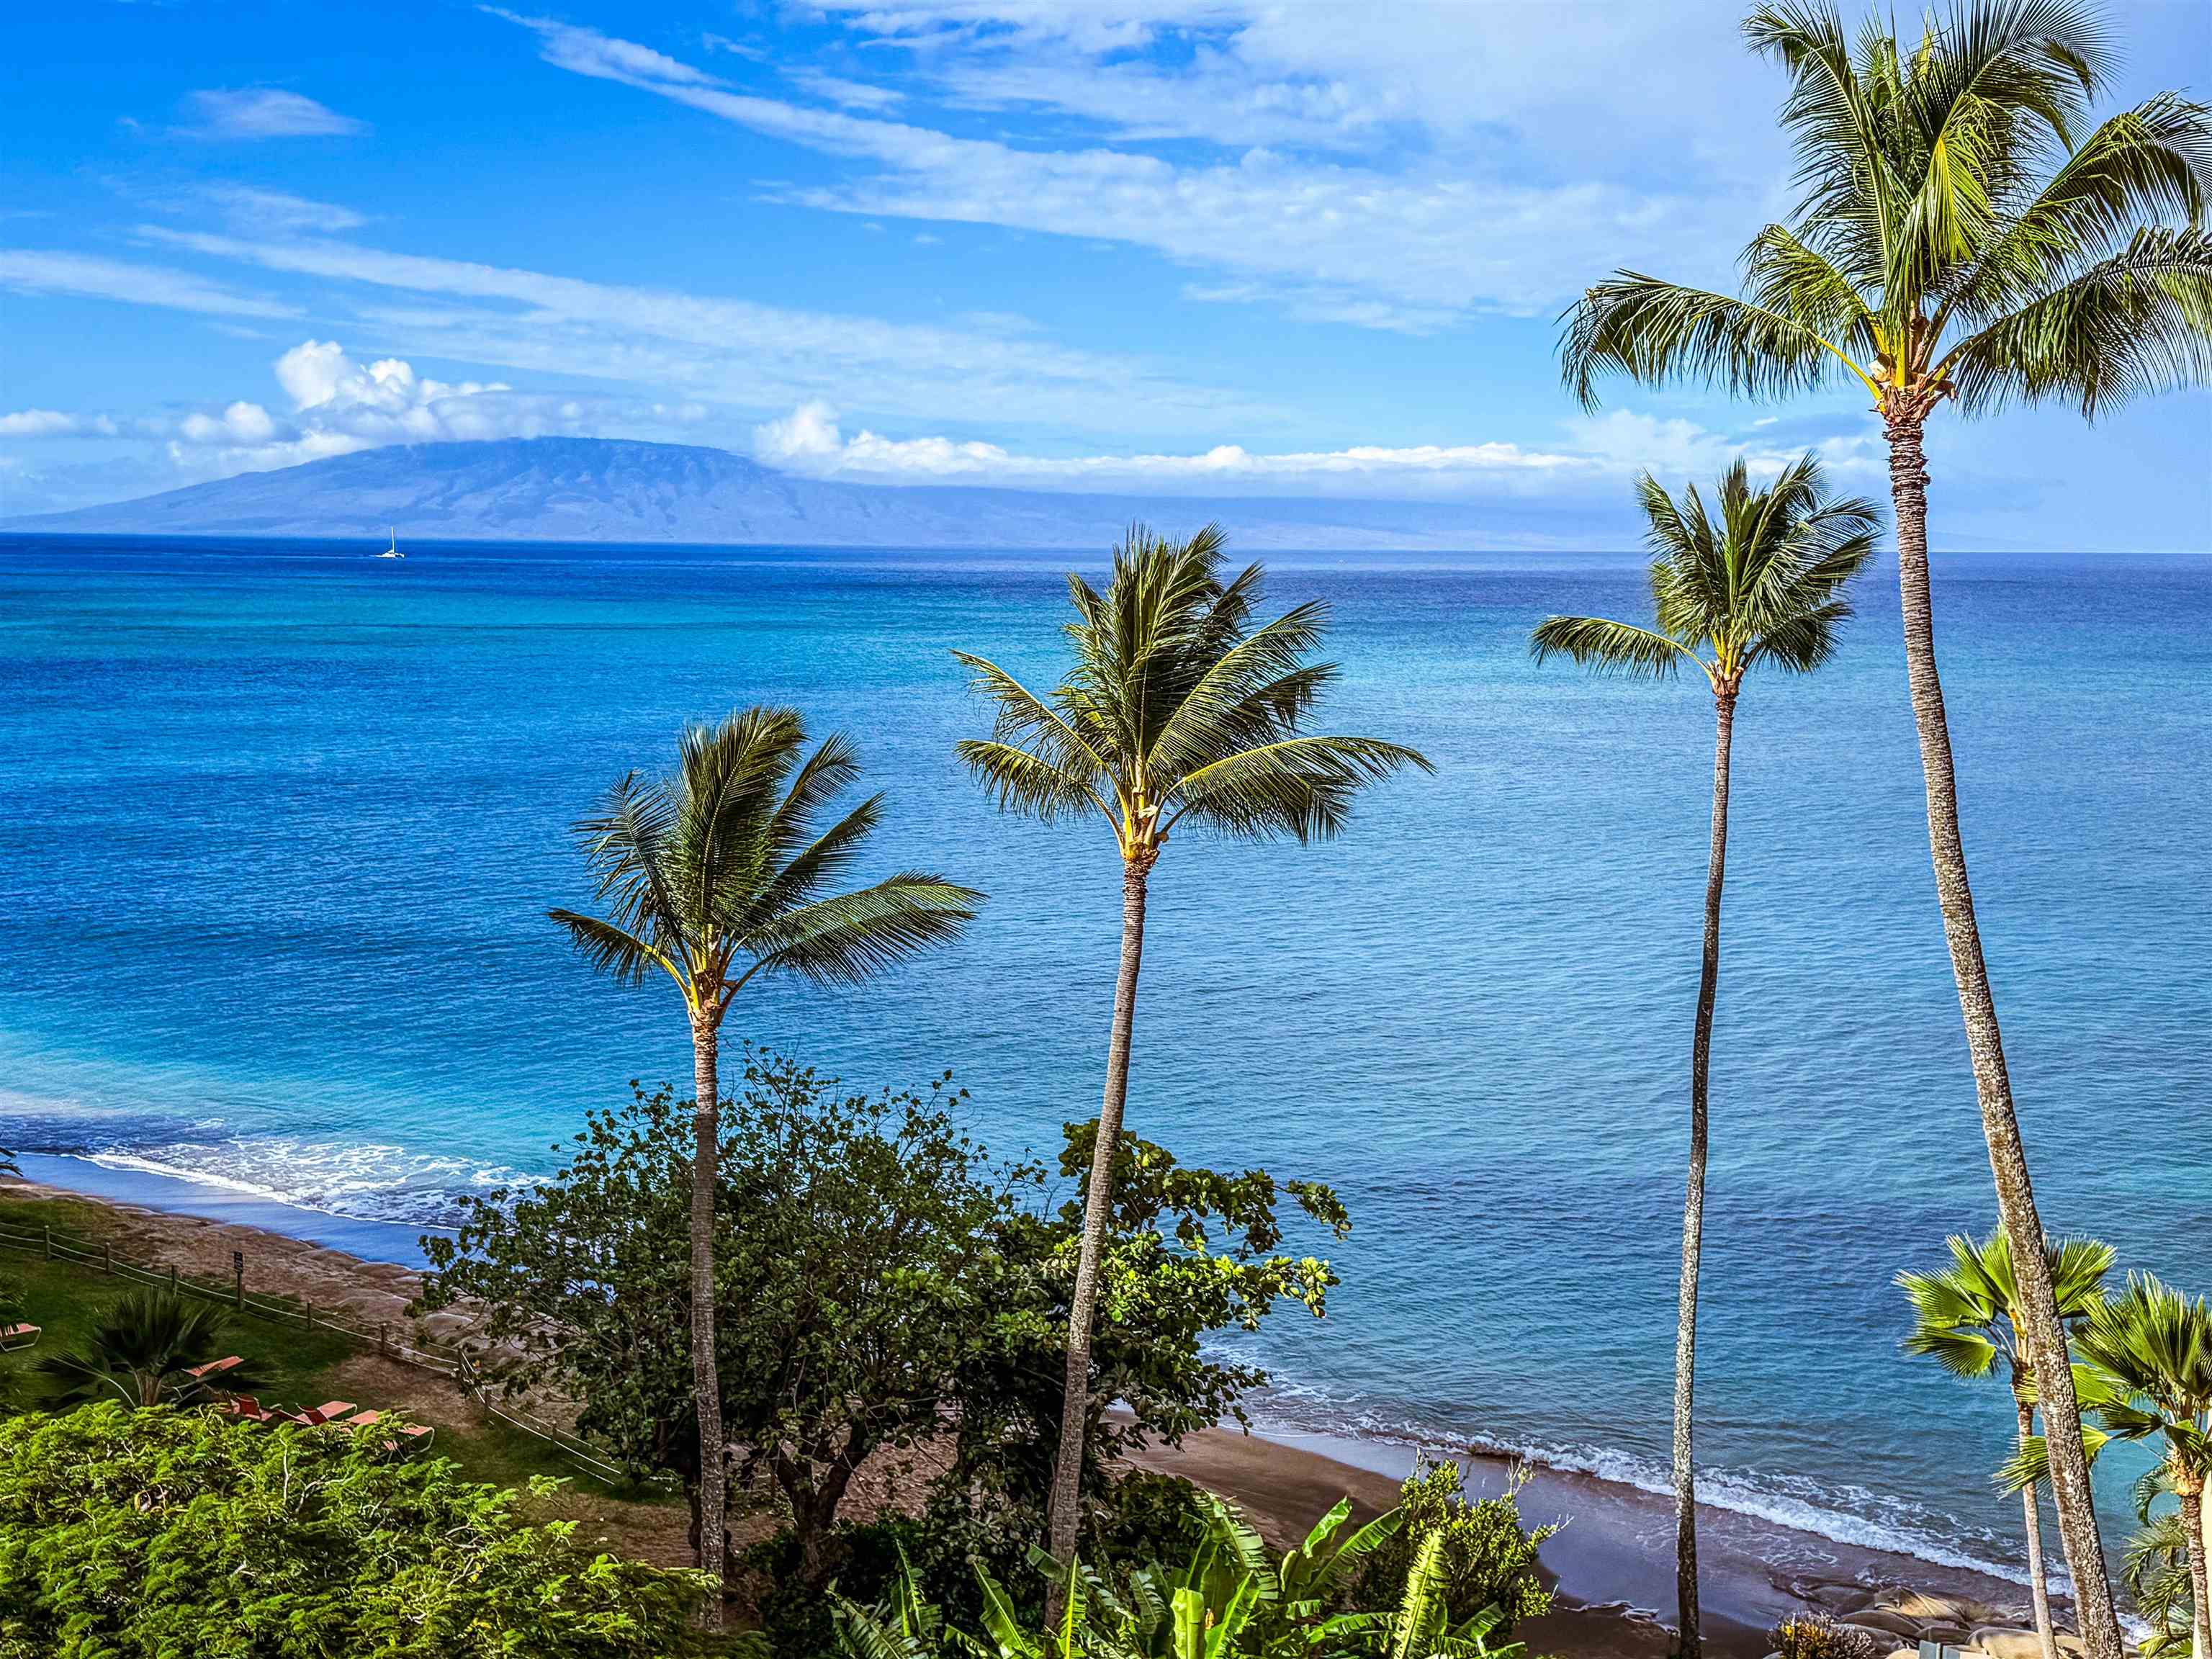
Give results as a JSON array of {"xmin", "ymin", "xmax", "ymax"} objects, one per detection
[{"xmin": 2, "ymin": 533, "xmax": 2206, "ymax": 1584}]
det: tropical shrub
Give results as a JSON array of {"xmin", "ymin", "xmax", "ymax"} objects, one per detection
[
  {"xmin": 34, "ymin": 1287, "xmax": 254, "ymax": 1408},
  {"xmin": 1771, "ymin": 1614, "xmax": 1888, "ymax": 1659},
  {"xmin": 0, "ymin": 1402, "xmax": 711, "ymax": 1657},
  {"xmin": 1347, "ymin": 1461, "xmax": 1555, "ymax": 1634}
]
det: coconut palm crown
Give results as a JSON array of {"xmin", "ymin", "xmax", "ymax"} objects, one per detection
[
  {"xmin": 1561, "ymin": 2, "xmax": 2212, "ymax": 426},
  {"xmin": 1532, "ymin": 454, "xmax": 1877, "ymax": 694},
  {"xmin": 551, "ymin": 708, "xmax": 982, "ymax": 1016},
  {"xmin": 1899, "ymin": 1229, "xmax": 2115, "ymax": 1388},
  {"xmin": 953, "ymin": 523, "xmax": 1431, "ymax": 864}
]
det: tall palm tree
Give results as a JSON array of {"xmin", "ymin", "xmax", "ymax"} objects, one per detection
[
  {"xmin": 1556, "ymin": 10, "xmax": 2212, "ymax": 1649},
  {"xmin": 1898, "ymin": 1229, "xmax": 2116, "ymax": 1659},
  {"xmin": 36, "ymin": 1289, "xmax": 248, "ymax": 1408},
  {"xmin": 550, "ymin": 707, "xmax": 981, "ymax": 1610},
  {"xmin": 953, "ymin": 524, "xmax": 1429, "ymax": 1570},
  {"xmin": 2070, "ymin": 1276, "xmax": 2212, "ymax": 1659},
  {"xmin": 1533, "ymin": 454, "xmax": 1876, "ymax": 1659}
]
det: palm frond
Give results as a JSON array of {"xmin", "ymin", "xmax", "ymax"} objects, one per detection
[
  {"xmin": 748, "ymin": 876, "xmax": 984, "ymax": 987},
  {"xmin": 1165, "ymin": 736, "xmax": 1432, "ymax": 842},
  {"xmin": 1529, "ymin": 616, "xmax": 1696, "ymax": 680},
  {"xmin": 547, "ymin": 909, "xmax": 679, "ymax": 992},
  {"xmin": 1561, "ymin": 273, "xmax": 1867, "ymax": 408}
]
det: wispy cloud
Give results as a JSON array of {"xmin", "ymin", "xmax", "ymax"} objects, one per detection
[
  {"xmin": 495, "ymin": 12, "xmax": 1759, "ymax": 327},
  {"xmin": 0, "ymin": 410, "xmax": 122, "ymax": 439},
  {"xmin": 135, "ymin": 226, "xmax": 1254, "ymax": 430},
  {"xmin": 181, "ymin": 88, "xmax": 369, "ymax": 140},
  {"xmin": 201, "ymin": 185, "xmax": 368, "ymax": 234},
  {"xmin": 0, "ymin": 249, "xmax": 300, "ymax": 319}
]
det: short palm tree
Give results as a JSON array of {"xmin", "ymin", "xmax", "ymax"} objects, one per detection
[
  {"xmin": 2124, "ymin": 1470, "xmax": 2198, "ymax": 1658},
  {"xmin": 953, "ymin": 524, "xmax": 1429, "ymax": 1569},
  {"xmin": 2069, "ymin": 1276, "xmax": 2212, "ymax": 1659},
  {"xmin": 1533, "ymin": 453, "xmax": 1874, "ymax": 1658},
  {"xmin": 1898, "ymin": 1229, "xmax": 2115, "ymax": 1659},
  {"xmin": 1557, "ymin": 11, "xmax": 2212, "ymax": 1649},
  {"xmin": 550, "ymin": 706, "xmax": 981, "ymax": 1609},
  {"xmin": 36, "ymin": 1289, "xmax": 246, "ymax": 1408}
]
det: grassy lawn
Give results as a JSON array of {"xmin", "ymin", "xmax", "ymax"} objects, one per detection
[{"xmin": 0, "ymin": 1197, "xmax": 681, "ymax": 1524}]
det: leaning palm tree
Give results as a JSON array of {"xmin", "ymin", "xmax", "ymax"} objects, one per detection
[
  {"xmin": 1557, "ymin": 10, "xmax": 2212, "ymax": 1649},
  {"xmin": 1533, "ymin": 453, "xmax": 1875, "ymax": 1658},
  {"xmin": 35, "ymin": 1288, "xmax": 246, "ymax": 1408},
  {"xmin": 549, "ymin": 707, "xmax": 981, "ymax": 1610},
  {"xmin": 953, "ymin": 524, "xmax": 1429, "ymax": 1570},
  {"xmin": 1898, "ymin": 1229, "xmax": 2116, "ymax": 1659}
]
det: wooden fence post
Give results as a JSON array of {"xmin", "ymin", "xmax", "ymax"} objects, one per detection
[
  {"xmin": 42, "ymin": 1226, "xmax": 51, "ymax": 1261},
  {"xmin": 304, "ymin": 1299, "xmax": 314, "ymax": 1329},
  {"xmin": 169, "ymin": 1266, "xmax": 179, "ymax": 1296},
  {"xmin": 233, "ymin": 1250, "xmax": 244, "ymax": 1309},
  {"xmin": 103, "ymin": 1241, "xmax": 113, "ymax": 1274},
  {"xmin": 378, "ymin": 1322, "xmax": 390, "ymax": 1359}
]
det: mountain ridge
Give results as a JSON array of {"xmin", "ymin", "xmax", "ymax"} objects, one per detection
[{"xmin": 1, "ymin": 436, "xmax": 1568, "ymax": 552}]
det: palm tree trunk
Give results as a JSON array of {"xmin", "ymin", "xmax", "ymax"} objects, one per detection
[
  {"xmin": 1045, "ymin": 853, "xmax": 1154, "ymax": 1573},
  {"xmin": 2177, "ymin": 1471, "xmax": 2211, "ymax": 1659},
  {"xmin": 1884, "ymin": 413, "xmax": 2120, "ymax": 1659},
  {"xmin": 2016, "ymin": 1395, "xmax": 2060, "ymax": 1659},
  {"xmin": 1673, "ymin": 687, "xmax": 1734, "ymax": 1659},
  {"xmin": 690, "ymin": 1014, "xmax": 728, "ymax": 1622}
]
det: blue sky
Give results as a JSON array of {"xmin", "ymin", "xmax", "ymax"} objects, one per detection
[{"xmin": 3, "ymin": 0, "xmax": 2208, "ymax": 547}]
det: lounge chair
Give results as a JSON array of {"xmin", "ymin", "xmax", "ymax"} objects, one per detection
[
  {"xmin": 299, "ymin": 1400, "xmax": 357, "ymax": 1426},
  {"xmin": 0, "ymin": 1323, "xmax": 40, "ymax": 1352},
  {"xmin": 184, "ymin": 1354, "xmax": 244, "ymax": 1382},
  {"xmin": 222, "ymin": 1395, "xmax": 278, "ymax": 1422}
]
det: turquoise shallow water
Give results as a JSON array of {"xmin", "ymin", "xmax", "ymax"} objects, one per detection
[{"xmin": 1, "ymin": 533, "xmax": 2206, "ymax": 1581}]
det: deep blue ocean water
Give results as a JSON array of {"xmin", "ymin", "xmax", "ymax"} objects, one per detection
[{"xmin": 1, "ymin": 534, "xmax": 2206, "ymax": 1579}]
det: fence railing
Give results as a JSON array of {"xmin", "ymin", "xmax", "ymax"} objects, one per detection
[{"xmin": 0, "ymin": 1215, "xmax": 633, "ymax": 1486}]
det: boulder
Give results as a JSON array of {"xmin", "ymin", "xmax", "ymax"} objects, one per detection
[
  {"xmin": 1971, "ymin": 1625, "xmax": 2083, "ymax": 1659},
  {"xmin": 1853, "ymin": 1610, "xmax": 1933, "ymax": 1640}
]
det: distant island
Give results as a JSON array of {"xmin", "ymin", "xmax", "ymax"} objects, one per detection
[{"xmin": 0, "ymin": 436, "xmax": 1575, "ymax": 552}]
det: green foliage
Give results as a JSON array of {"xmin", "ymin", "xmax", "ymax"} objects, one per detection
[
  {"xmin": 1898, "ymin": 1229, "xmax": 2115, "ymax": 1390},
  {"xmin": 0, "ymin": 1402, "xmax": 711, "ymax": 1657},
  {"xmin": 830, "ymin": 1487, "xmax": 1541, "ymax": 1659},
  {"xmin": 953, "ymin": 525, "xmax": 1429, "ymax": 858},
  {"xmin": 1770, "ymin": 1614, "xmax": 1889, "ymax": 1659},
  {"xmin": 1346, "ymin": 1462, "xmax": 1555, "ymax": 1635},
  {"xmin": 33, "ymin": 1288, "xmax": 254, "ymax": 1408},
  {"xmin": 919, "ymin": 1123, "xmax": 1350, "ymax": 1595},
  {"xmin": 1531, "ymin": 454, "xmax": 1876, "ymax": 691},
  {"xmin": 422, "ymin": 1053, "xmax": 1014, "ymax": 1583},
  {"xmin": 1560, "ymin": 0, "xmax": 2212, "ymax": 422},
  {"xmin": 2122, "ymin": 1480, "xmax": 2195, "ymax": 1657}
]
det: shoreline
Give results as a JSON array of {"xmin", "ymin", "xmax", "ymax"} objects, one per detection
[{"xmin": 6, "ymin": 1160, "xmax": 2053, "ymax": 1658}]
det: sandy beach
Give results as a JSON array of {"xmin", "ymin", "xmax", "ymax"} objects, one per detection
[{"xmin": 4, "ymin": 1161, "xmax": 2056, "ymax": 1657}]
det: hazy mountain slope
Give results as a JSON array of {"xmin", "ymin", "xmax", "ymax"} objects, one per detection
[{"xmin": 1, "ymin": 437, "xmax": 1572, "ymax": 551}]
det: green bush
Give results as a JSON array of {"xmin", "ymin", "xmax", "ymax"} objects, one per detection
[
  {"xmin": 0, "ymin": 1402, "xmax": 714, "ymax": 1658},
  {"xmin": 1348, "ymin": 1460, "xmax": 1555, "ymax": 1633}
]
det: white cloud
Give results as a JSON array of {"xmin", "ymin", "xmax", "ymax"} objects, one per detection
[
  {"xmin": 202, "ymin": 185, "xmax": 367, "ymax": 234},
  {"xmin": 184, "ymin": 88, "xmax": 369, "ymax": 140},
  {"xmin": 785, "ymin": 70, "xmax": 905, "ymax": 112},
  {"xmin": 751, "ymin": 400, "xmax": 1871, "ymax": 498},
  {"xmin": 0, "ymin": 410, "xmax": 120, "ymax": 439},
  {"xmin": 0, "ymin": 250, "xmax": 300, "ymax": 319},
  {"xmin": 135, "ymin": 227, "xmax": 1252, "ymax": 431},
  {"xmin": 495, "ymin": 12, "xmax": 1765, "ymax": 325}
]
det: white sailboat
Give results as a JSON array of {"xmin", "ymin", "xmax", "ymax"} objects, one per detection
[{"xmin": 377, "ymin": 526, "xmax": 405, "ymax": 559}]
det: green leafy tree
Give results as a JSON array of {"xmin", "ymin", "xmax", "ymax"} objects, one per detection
[
  {"xmin": 1533, "ymin": 453, "xmax": 1872, "ymax": 1656},
  {"xmin": 421, "ymin": 1053, "xmax": 1010, "ymax": 1591},
  {"xmin": 953, "ymin": 525, "xmax": 1429, "ymax": 1570},
  {"xmin": 549, "ymin": 707, "xmax": 981, "ymax": 1606},
  {"xmin": 926, "ymin": 1121, "xmax": 1352, "ymax": 1597},
  {"xmin": 0, "ymin": 1401, "xmax": 711, "ymax": 1656},
  {"xmin": 1897, "ymin": 1230, "xmax": 2113, "ymax": 1659},
  {"xmin": 34, "ymin": 1289, "xmax": 252, "ymax": 1408},
  {"xmin": 1557, "ymin": 13, "xmax": 2212, "ymax": 1647},
  {"xmin": 1346, "ymin": 1462, "xmax": 1555, "ymax": 1641}
]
